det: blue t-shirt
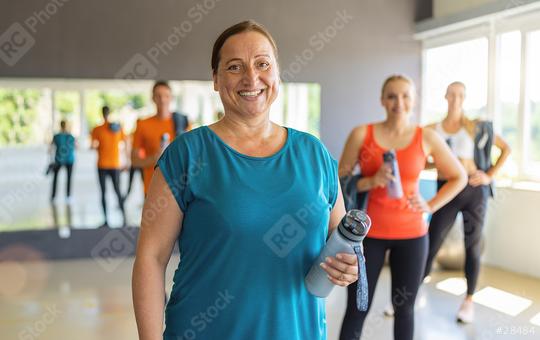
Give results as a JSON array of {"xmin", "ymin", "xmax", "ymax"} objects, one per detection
[
  {"xmin": 52, "ymin": 132, "xmax": 75, "ymax": 165},
  {"xmin": 157, "ymin": 126, "xmax": 338, "ymax": 340}
]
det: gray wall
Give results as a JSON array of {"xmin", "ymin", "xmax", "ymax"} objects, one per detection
[{"xmin": 0, "ymin": 0, "xmax": 422, "ymax": 157}]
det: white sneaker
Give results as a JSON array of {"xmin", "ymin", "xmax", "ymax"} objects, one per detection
[{"xmin": 457, "ymin": 300, "xmax": 474, "ymax": 323}]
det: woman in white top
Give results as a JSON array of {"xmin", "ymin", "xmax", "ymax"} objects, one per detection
[{"xmin": 424, "ymin": 81, "xmax": 511, "ymax": 323}]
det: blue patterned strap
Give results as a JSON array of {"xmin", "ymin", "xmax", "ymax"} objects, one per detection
[{"xmin": 354, "ymin": 245, "xmax": 368, "ymax": 311}]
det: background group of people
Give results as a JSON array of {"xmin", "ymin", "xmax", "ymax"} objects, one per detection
[
  {"xmin": 48, "ymin": 81, "xmax": 191, "ymax": 227},
  {"xmin": 130, "ymin": 20, "xmax": 512, "ymax": 340},
  {"xmin": 45, "ymin": 20, "xmax": 510, "ymax": 340},
  {"xmin": 338, "ymin": 78, "xmax": 510, "ymax": 340}
]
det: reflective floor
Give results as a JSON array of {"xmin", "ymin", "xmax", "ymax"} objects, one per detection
[{"xmin": 1, "ymin": 257, "xmax": 538, "ymax": 340}]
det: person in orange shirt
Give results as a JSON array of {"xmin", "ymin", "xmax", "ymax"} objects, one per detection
[
  {"xmin": 91, "ymin": 106, "xmax": 127, "ymax": 227},
  {"xmin": 131, "ymin": 81, "xmax": 191, "ymax": 194}
]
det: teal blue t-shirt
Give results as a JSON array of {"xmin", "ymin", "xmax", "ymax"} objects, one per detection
[
  {"xmin": 157, "ymin": 126, "xmax": 338, "ymax": 340},
  {"xmin": 52, "ymin": 132, "xmax": 75, "ymax": 165}
]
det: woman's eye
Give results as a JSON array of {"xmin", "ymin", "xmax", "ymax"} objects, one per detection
[
  {"xmin": 258, "ymin": 61, "xmax": 270, "ymax": 69},
  {"xmin": 227, "ymin": 64, "xmax": 241, "ymax": 71}
]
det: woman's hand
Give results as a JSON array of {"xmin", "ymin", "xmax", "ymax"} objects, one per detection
[
  {"xmin": 370, "ymin": 164, "xmax": 394, "ymax": 189},
  {"xmin": 406, "ymin": 192, "xmax": 432, "ymax": 213},
  {"xmin": 320, "ymin": 253, "xmax": 359, "ymax": 286},
  {"xmin": 469, "ymin": 170, "xmax": 491, "ymax": 186}
]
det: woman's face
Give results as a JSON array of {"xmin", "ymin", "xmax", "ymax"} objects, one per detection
[
  {"xmin": 213, "ymin": 31, "xmax": 279, "ymax": 118},
  {"xmin": 445, "ymin": 83, "xmax": 465, "ymax": 112},
  {"xmin": 381, "ymin": 79, "xmax": 414, "ymax": 117}
]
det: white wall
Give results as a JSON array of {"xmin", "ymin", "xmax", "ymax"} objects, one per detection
[{"xmin": 483, "ymin": 187, "xmax": 540, "ymax": 279}]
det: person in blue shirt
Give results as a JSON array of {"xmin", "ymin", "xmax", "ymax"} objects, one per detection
[
  {"xmin": 132, "ymin": 20, "xmax": 359, "ymax": 340},
  {"xmin": 50, "ymin": 120, "xmax": 76, "ymax": 202}
]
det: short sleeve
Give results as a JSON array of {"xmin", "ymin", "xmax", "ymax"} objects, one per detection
[
  {"xmin": 298, "ymin": 132, "xmax": 339, "ymax": 210},
  {"xmin": 156, "ymin": 139, "xmax": 192, "ymax": 212},
  {"xmin": 132, "ymin": 121, "xmax": 144, "ymax": 151},
  {"xmin": 90, "ymin": 127, "xmax": 98, "ymax": 143},
  {"xmin": 327, "ymin": 155, "xmax": 339, "ymax": 209}
]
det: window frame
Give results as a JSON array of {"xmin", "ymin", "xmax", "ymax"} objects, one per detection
[{"xmin": 419, "ymin": 9, "xmax": 540, "ymax": 182}]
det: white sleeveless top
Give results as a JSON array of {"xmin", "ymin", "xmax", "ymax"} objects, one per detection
[{"xmin": 435, "ymin": 122, "xmax": 474, "ymax": 159}]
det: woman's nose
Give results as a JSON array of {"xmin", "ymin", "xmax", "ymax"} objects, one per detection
[{"xmin": 242, "ymin": 65, "xmax": 258, "ymax": 86}]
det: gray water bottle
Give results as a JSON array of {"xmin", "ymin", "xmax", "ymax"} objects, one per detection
[
  {"xmin": 305, "ymin": 210, "xmax": 371, "ymax": 308},
  {"xmin": 383, "ymin": 150, "xmax": 403, "ymax": 199}
]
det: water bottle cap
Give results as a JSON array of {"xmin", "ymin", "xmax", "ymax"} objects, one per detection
[
  {"xmin": 383, "ymin": 150, "xmax": 396, "ymax": 162},
  {"xmin": 339, "ymin": 210, "xmax": 371, "ymax": 241}
]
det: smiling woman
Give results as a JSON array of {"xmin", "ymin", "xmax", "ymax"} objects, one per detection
[
  {"xmin": 209, "ymin": 22, "xmax": 282, "ymax": 156},
  {"xmin": 132, "ymin": 20, "xmax": 357, "ymax": 340}
]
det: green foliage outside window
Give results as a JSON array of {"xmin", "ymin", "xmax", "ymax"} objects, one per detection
[
  {"xmin": 0, "ymin": 89, "xmax": 40, "ymax": 145},
  {"xmin": 55, "ymin": 91, "xmax": 79, "ymax": 122},
  {"xmin": 85, "ymin": 91, "xmax": 148, "ymax": 129}
]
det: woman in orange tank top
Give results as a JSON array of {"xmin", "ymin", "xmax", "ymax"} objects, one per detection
[{"xmin": 338, "ymin": 75, "xmax": 467, "ymax": 340}]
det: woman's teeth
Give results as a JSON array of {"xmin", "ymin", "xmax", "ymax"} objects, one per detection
[{"xmin": 239, "ymin": 89, "xmax": 263, "ymax": 97}]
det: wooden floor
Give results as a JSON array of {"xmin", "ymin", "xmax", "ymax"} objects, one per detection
[{"xmin": 1, "ymin": 256, "xmax": 539, "ymax": 340}]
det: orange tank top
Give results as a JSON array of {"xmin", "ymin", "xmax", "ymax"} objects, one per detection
[{"xmin": 359, "ymin": 124, "xmax": 427, "ymax": 239}]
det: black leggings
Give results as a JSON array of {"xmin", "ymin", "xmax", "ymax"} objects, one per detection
[
  {"xmin": 126, "ymin": 166, "xmax": 143, "ymax": 196},
  {"xmin": 51, "ymin": 163, "xmax": 73, "ymax": 199},
  {"xmin": 424, "ymin": 182, "xmax": 488, "ymax": 295},
  {"xmin": 340, "ymin": 235, "xmax": 428, "ymax": 340},
  {"xmin": 98, "ymin": 168, "xmax": 125, "ymax": 224}
]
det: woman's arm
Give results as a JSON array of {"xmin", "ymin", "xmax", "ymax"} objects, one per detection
[
  {"xmin": 338, "ymin": 126, "xmax": 365, "ymax": 177},
  {"xmin": 469, "ymin": 133, "xmax": 511, "ymax": 186},
  {"xmin": 487, "ymin": 134, "xmax": 511, "ymax": 177},
  {"xmin": 132, "ymin": 168, "xmax": 183, "ymax": 340},
  {"xmin": 421, "ymin": 128, "xmax": 467, "ymax": 213},
  {"xmin": 338, "ymin": 125, "xmax": 392, "ymax": 192}
]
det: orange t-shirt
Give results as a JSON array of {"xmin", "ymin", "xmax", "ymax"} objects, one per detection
[
  {"xmin": 91, "ymin": 123, "xmax": 126, "ymax": 169},
  {"xmin": 132, "ymin": 115, "xmax": 175, "ymax": 193},
  {"xmin": 359, "ymin": 124, "xmax": 427, "ymax": 239}
]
